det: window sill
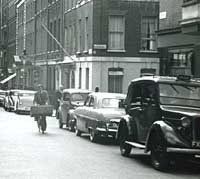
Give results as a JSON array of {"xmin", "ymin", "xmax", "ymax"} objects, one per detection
[
  {"xmin": 107, "ymin": 49, "xmax": 126, "ymax": 53},
  {"xmin": 140, "ymin": 50, "xmax": 158, "ymax": 54}
]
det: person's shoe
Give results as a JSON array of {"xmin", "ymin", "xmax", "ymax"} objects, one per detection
[{"xmin": 42, "ymin": 131, "xmax": 44, "ymax": 134}]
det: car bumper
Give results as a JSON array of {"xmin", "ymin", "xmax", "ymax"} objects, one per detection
[
  {"xmin": 167, "ymin": 147, "xmax": 200, "ymax": 155},
  {"xmin": 96, "ymin": 127, "xmax": 117, "ymax": 138},
  {"xmin": 18, "ymin": 106, "xmax": 31, "ymax": 112}
]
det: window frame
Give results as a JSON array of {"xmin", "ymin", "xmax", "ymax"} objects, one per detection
[{"xmin": 108, "ymin": 15, "xmax": 125, "ymax": 52}]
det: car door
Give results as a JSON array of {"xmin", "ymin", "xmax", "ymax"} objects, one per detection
[
  {"xmin": 77, "ymin": 95, "xmax": 92, "ymax": 132},
  {"xmin": 139, "ymin": 82, "xmax": 159, "ymax": 142},
  {"xmin": 127, "ymin": 82, "xmax": 144, "ymax": 142}
]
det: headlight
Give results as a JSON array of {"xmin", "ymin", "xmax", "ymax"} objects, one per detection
[{"xmin": 181, "ymin": 117, "xmax": 191, "ymax": 128}]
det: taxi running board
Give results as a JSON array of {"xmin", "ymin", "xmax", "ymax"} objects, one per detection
[{"xmin": 125, "ymin": 141, "xmax": 145, "ymax": 149}]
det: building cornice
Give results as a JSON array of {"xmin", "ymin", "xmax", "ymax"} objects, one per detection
[{"xmin": 157, "ymin": 27, "xmax": 182, "ymax": 35}]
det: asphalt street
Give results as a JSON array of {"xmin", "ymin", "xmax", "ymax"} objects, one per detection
[{"xmin": 0, "ymin": 108, "xmax": 200, "ymax": 179}]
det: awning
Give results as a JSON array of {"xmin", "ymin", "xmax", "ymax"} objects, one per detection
[
  {"xmin": 0, "ymin": 73, "xmax": 16, "ymax": 84},
  {"xmin": 57, "ymin": 56, "xmax": 74, "ymax": 64}
]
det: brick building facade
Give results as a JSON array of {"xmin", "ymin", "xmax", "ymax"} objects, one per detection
[
  {"xmin": 158, "ymin": 0, "xmax": 200, "ymax": 77},
  {"xmin": 63, "ymin": 0, "xmax": 159, "ymax": 93}
]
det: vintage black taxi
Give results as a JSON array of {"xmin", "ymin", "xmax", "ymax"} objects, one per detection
[{"xmin": 117, "ymin": 75, "xmax": 200, "ymax": 171}]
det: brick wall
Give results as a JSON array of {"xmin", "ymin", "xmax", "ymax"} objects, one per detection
[
  {"xmin": 93, "ymin": 0, "xmax": 159, "ymax": 58},
  {"xmin": 159, "ymin": 0, "xmax": 182, "ymax": 30}
]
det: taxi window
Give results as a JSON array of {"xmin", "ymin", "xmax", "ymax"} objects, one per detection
[{"xmin": 63, "ymin": 93, "xmax": 70, "ymax": 101}]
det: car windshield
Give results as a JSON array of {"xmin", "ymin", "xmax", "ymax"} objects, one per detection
[
  {"xmin": 102, "ymin": 98, "xmax": 121, "ymax": 108},
  {"xmin": 159, "ymin": 83, "xmax": 200, "ymax": 107}
]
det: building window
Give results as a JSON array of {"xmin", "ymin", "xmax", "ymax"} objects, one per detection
[
  {"xmin": 78, "ymin": 19, "xmax": 82, "ymax": 52},
  {"xmin": 71, "ymin": 70, "xmax": 75, "ymax": 88},
  {"xmin": 65, "ymin": 27, "xmax": 68, "ymax": 51},
  {"xmin": 58, "ymin": 19, "xmax": 61, "ymax": 45},
  {"xmin": 168, "ymin": 49, "xmax": 194, "ymax": 76},
  {"xmin": 49, "ymin": 22, "xmax": 53, "ymax": 51},
  {"xmin": 108, "ymin": 15, "xmax": 125, "ymax": 51},
  {"xmin": 108, "ymin": 68, "xmax": 123, "ymax": 93},
  {"xmin": 141, "ymin": 17, "xmax": 157, "ymax": 52},
  {"xmin": 86, "ymin": 68, "xmax": 89, "ymax": 89},
  {"xmin": 84, "ymin": 17, "xmax": 89, "ymax": 51},
  {"xmin": 54, "ymin": 20, "xmax": 57, "ymax": 50},
  {"xmin": 79, "ymin": 67, "xmax": 82, "ymax": 88}
]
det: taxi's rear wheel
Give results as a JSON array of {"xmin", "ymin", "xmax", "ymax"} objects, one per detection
[
  {"xmin": 150, "ymin": 134, "xmax": 169, "ymax": 171},
  {"xmin": 119, "ymin": 124, "xmax": 131, "ymax": 157}
]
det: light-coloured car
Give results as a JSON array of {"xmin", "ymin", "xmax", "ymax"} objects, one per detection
[
  {"xmin": 14, "ymin": 90, "xmax": 36, "ymax": 113},
  {"xmin": 74, "ymin": 92, "xmax": 126, "ymax": 142},
  {"xmin": 57, "ymin": 88, "xmax": 92, "ymax": 130}
]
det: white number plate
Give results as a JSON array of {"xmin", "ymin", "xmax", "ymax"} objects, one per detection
[{"xmin": 192, "ymin": 141, "xmax": 200, "ymax": 148}]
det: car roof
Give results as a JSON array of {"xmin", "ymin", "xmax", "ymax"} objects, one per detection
[
  {"xmin": 18, "ymin": 90, "xmax": 36, "ymax": 94},
  {"xmin": 63, "ymin": 88, "xmax": 92, "ymax": 94},
  {"xmin": 131, "ymin": 76, "xmax": 200, "ymax": 85},
  {"xmin": 89, "ymin": 92, "xmax": 126, "ymax": 99}
]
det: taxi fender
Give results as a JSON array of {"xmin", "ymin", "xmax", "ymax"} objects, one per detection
[
  {"xmin": 117, "ymin": 115, "xmax": 132, "ymax": 139},
  {"xmin": 146, "ymin": 120, "xmax": 189, "ymax": 152}
]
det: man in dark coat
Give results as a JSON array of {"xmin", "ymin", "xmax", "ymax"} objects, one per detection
[{"xmin": 33, "ymin": 84, "xmax": 49, "ymax": 133}]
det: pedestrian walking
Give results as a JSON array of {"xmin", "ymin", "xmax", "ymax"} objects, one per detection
[{"xmin": 55, "ymin": 85, "xmax": 63, "ymax": 117}]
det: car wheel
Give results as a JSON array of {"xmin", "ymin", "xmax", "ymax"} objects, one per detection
[
  {"xmin": 68, "ymin": 122, "xmax": 75, "ymax": 132},
  {"xmin": 119, "ymin": 125, "xmax": 131, "ymax": 157},
  {"xmin": 89, "ymin": 129, "xmax": 98, "ymax": 143},
  {"xmin": 75, "ymin": 125, "xmax": 82, "ymax": 136},
  {"xmin": 150, "ymin": 134, "xmax": 169, "ymax": 171},
  {"xmin": 15, "ymin": 103, "xmax": 19, "ymax": 114},
  {"xmin": 58, "ymin": 119, "xmax": 63, "ymax": 129}
]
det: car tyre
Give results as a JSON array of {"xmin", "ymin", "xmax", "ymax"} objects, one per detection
[
  {"xmin": 150, "ymin": 134, "xmax": 169, "ymax": 171},
  {"xmin": 119, "ymin": 124, "xmax": 131, "ymax": 157},
  {"xmin": 58, "ymin": 119, "xmax": 63, "ymax": 129},
  {"xmin": 15, "ymin": 104, "xmax": 19, "ymax": 114},
  {"xmin": 68, "ymin": 122, "xmax": 75, "ymax": 132},
  {"xmin": 75, "ymin": 124, "xmax": 82, "ymax": 136},
  {"xmin": 89, "ymin": 129, "xmax": 98, "ymax": 143}
]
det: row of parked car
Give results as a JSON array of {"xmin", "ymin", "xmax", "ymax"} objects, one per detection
[
  {"xmin": 1, "ymin": 75, "xmax": 200, "ymax": 171},
  {"xmin": 56, "ymin": 75, "xmax": 200, "ymax": 171},
  {"xmin": 0, "ymin": 89, "xmax": 36, "ymax": 113}
]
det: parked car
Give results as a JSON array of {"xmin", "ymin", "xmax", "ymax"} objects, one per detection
[
  {"xmin": 14, "ymin": 90, "xmax": 36, "ymax": 113},
  {"xmin": 117, "ymin": 75, "xmax": 200, "ymax": 171},
  {"xmin": 4, "ymin": 89, "xmax": 20, "ymax": 111},
  {"xmin": 57, "ymin": 88, "xmax": 91, "ymax": 130},
  {"xmin": 74, "ymin": 92, "xmax": 126, "ymax": 142},
  {"xmin": 0, "ymin": 89, "xmax": 6, "ymax": 107}
]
